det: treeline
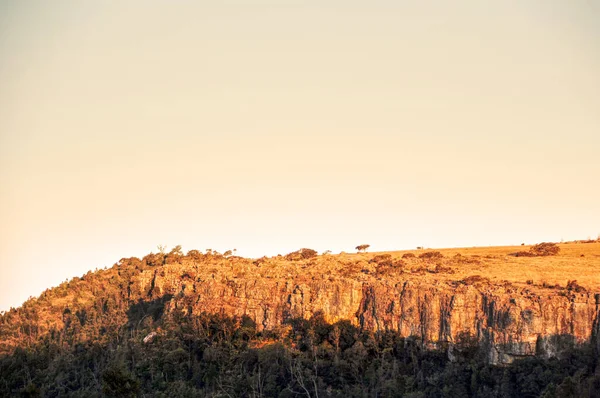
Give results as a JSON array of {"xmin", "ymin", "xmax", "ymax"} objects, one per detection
[{"xmin": 1, "ymin": 308, "xmax": 599, "ymax": 397}]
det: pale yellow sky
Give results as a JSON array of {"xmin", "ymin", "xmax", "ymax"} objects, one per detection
[{"xmin": 1, "ymin": 1, "xmax": 599, "ymax": 311}]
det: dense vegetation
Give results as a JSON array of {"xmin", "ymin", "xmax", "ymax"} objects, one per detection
[
  {"xmin": 1, "ymin": 246, "xmax": 598, "ymax": 397},
  {"xmin": 1, "ymin": 309, "xmax": 598, "ymax": 397}
]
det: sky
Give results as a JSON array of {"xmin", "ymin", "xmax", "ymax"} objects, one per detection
[{"xmin": 1, "ymin": 0, "xmax": 599, "ymax": 311}]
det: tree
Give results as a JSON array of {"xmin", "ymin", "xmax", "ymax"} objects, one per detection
[
  {"xmin": 101, "ymin": 363, "xmax": 140, "ymax": 397},
  {"xmin": 355, "ymin": 244, "xmax": 370, "ymax": 253}
]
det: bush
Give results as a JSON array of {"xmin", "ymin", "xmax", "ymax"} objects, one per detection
[
  {"xmin": 369, "ymin": 254, "xmax": 392, "ymax": 264},
  {"xmin": 431, "ymin": 264, "xmax": 453, "ymax": 274},
  {"xmin": 253, "ymin": 256, "xmax": 269, "ymax": 266},
  {"xmin": 402, "ymin": 253, "xmax": 416, "ymax": 259},
  {"xmin": 142, "ymin": 253, "xmax": 165, "ymax": 267},
  {"xmin": 419, "ymin": 251, "xmax": 443, "ymax": 260},
  {"xmin": 186, "ymin": 250, "xmax": 205, "ymax": 261},
  {"xmin": 566, "ymin": 280, "xmax": 586, "ymax": 293},
  {"xmin": 118, "ymin": 257, "xmax": 142, "ymax": 269},
  {"xmin": 284, "ymin": 248, "xmax": 318, "ymax": 261},
  {"xmin": 529, "ymin": 242, "xmax": 560, "ymax": 256}
]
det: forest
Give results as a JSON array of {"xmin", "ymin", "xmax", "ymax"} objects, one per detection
[{"xmin": 1, "ymin": 308, "xmax": 599, "ymax": 397}]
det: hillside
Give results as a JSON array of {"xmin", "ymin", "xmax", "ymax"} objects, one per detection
[{"xmin": 1, "ymin": 242, "xmax": 599, "ymax": 397}]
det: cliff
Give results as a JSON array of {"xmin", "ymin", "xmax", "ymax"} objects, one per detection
[
  {"xmin": 1, "ymin": 243, "xmax": 599, "ymax": 365},
  {"xmin": 141, "ymin": 258, "xmax": 599, "ymax": 365}
]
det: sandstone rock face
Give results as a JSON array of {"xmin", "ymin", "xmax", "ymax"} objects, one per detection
[
  {"xmin": 139, "ymin": 261, "xmax": 599, "ymax": 365},
  {"xmin": 3, "ymin": 249, "xmax": 598, "ymax": 365}
]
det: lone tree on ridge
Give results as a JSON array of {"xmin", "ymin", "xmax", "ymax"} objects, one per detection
[{"xmin": 355, "ymin": 244, "xmax": 370, "ymax": 253}]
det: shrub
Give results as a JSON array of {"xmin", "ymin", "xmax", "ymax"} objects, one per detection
[
  {"xmin": 419, "ymin": 251, "xmax": 444, "ymax": 260},
  {"xmin": 253, "ymin": 256, "xmax": 269, "ymax": 266},
  {"xmin": 186, "ymin": 250, "xmax": 204, "ymax": 261},
  {"xmin": 369, "ymin": 254, "xmax": 392, "ymax": 264},
  {"xmin": 373, "ymin": 255, "xmax": 405, "ymax": 269},
  {"xmin": 118, "ymin": 257, "xmax": 142, "ymax": 269},
  {"xmin": 393, "ymin": 259, "xmax": 406, "ymax": 268},
  {"xmin": 374, "ymin": 260, "xmax": 405, "ymax": 275},
  {"xmin": 541, "ymin": 281, "xmax": 561, "ymax": 289},
  {"xmin": 431, "ymin": 264, "xmax": 453, "ymax": 274},
  {"xmin": 566, "ymin": 280, "xmax": 586, "ymax": 293},
  {"xmin": 529, "ymin": 242, "xmax": 560, "ymax": 256},
  {"xmin": 284, "ymin": 248, "xmax": 318, "ymax": 261},
  {"xmin": 402, "ymin": 253, "xmax": 416, "ymax": 259},
  {"xmin": 142, "ymin": 253, "xmax": 165, "ymax": 267}
]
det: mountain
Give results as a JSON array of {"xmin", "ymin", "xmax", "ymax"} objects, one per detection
[{"xmin": 1, "ymin": 242, "xmax": 599, "ymax": 397}]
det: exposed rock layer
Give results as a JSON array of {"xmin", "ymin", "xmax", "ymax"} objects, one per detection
[{"xmin": 140, "ymin": 260, "xmax": 599, "ymax": 364}]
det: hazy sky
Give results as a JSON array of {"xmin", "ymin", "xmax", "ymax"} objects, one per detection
[{"xmin": 1, "ymin": 1, "xmax": 599, "ymax": 311}]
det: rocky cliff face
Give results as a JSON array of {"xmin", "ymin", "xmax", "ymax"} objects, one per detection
[
  {"xmin": 135, "ymin": 255, "xmax": 599, "ymax": 365},
  {"xmin": 2, "ymin": 249, "xmax": 599, "ymax": 365}
]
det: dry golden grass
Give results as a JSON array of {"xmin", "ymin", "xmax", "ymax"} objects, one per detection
[
  {"xmin": 249, "ymin": 242, "xmax": 599, "ymax": 294},
  {"xmin": 365, "ymin": 242, "xmax": 600, "ymax": 292}
]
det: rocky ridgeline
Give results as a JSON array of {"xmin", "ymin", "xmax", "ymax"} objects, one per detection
[{"xmin": 1, "ymin": 249, "xmax": 599, "ymax": 365}]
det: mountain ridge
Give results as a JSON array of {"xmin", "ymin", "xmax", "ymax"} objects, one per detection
[{"xmin": 1, "ymin": 242, "xmax": 599, "ymax": 396}]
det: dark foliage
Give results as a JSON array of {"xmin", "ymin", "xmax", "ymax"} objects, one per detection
[
  {"xmin": 1, "ymin": 307, "xmax": 598, "ymax": 397},
  {"xmin": 102, "ymin": 363, "xmax": 141, "ymax": 397}
]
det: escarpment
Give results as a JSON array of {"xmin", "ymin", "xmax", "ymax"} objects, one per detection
[
  {"xmin": 137, "ymin": 262, "xmax": 598, "ymax": 364},
  {"xmin": 1, "ymin": 244, "xmax": 599, "ymax": 365}
]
